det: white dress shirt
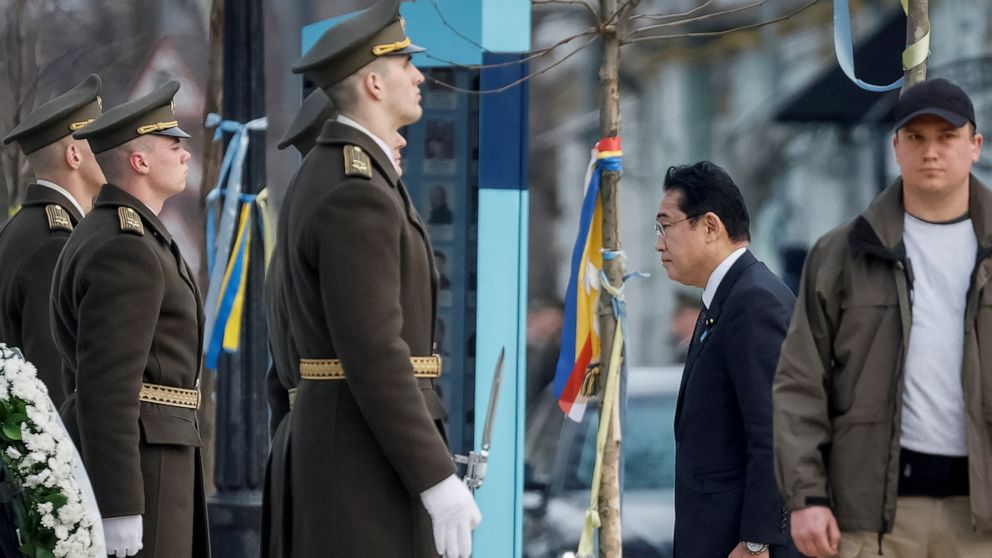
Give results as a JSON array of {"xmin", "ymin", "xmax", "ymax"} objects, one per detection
[
  {"xmin": 335, "ymin": 114, "xmax": 398, "ymax": 173},
  {"xmin": 702, "ymin": 247, "xmax": 747, "ymax": 309},
  {"xmin": 35, "ymin": 179, "xmax": 85, "ymax": 216}
]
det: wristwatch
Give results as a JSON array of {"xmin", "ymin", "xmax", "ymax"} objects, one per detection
[{"xmin": 743, "ymin": 541, "xmax": 768, "ymax": 554}]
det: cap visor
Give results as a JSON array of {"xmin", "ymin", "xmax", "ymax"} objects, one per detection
[
  {"xmin": 895, "ymin": 108, "xmax": 969, "ymax": 130},
  {"xmin": 394, "ymin": 43, "xmax": 425, "ymax": 55},
  {"xmin": 153, "ymin": 126, "xmax": 192, "ymax": 139}
]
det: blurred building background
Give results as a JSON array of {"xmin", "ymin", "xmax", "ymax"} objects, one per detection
[
  {"xmin": 528, "ymin": 0, "xmax": 992, "ymax": 368},
  {"xmin": 0, "ymin": 0, "xmax": 211, "ymax": 273},
  {"xmin": 3, "ymin": 1, "xmax": 992, "ymax": 554}
]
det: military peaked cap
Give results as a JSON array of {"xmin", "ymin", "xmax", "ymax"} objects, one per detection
[
  {"xmin": 292, "ymin": 0, "xmax": 424, "ymax": 90},
  {"xmin": 74, "ymin": 80, "xmax": 190, "ymax": 154},
  {"xmin": 277, "ymin": 89, "xmax": 335, "ymax": 154},
  {"xmin": 2, "ymin": 74, "xmax": 103, "ymax": 154}
]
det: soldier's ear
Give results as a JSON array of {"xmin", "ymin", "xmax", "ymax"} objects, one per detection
[
  {"xmin": 365, "ymin": 71, "xmax": 386, "ymax": 102},
  {"xmin": 64, "ymin": 142, "xmax": 83, "ymax": 171},
  {"xmin": 129, "ymin": 150, "xmax": 150, "ymax": 175}
]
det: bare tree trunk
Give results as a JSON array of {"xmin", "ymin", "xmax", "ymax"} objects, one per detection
[
  {"xmin": 903, "ymin": 0, "xmax": 928, "ymax": 90},
  {"xmin": 196, "ymin": 0, "xmax": 225, "ymax": 498},
  {"xmin": 596, "ymin": 0, "xmax": 626, "ymax": 555}
]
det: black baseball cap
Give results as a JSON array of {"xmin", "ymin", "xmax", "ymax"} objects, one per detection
[{"xmin": 894, "ymin": 78, "xmax": 976, "ymax": 131}]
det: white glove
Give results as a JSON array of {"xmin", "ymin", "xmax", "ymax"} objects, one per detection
[
  {"xmin": 102, "ymin": 515, "xmax": 143, "ymax": 557},
  {"xmin": 420, "ymin": 474, "xmax": 482, "ymax": 558}
]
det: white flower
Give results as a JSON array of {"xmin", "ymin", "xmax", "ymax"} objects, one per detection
[{"xmin": 0, "ymin": 346, "xmax": 99, "ymax": 557}]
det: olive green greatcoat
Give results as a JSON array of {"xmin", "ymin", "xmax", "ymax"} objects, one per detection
[
  {"xmin": 262, "ymin": 120, "xmax": 454, "ymax": 558},
  {"xmin": 0, "ymin": 184, "xmax": 83, "ymax": 408},
  {"xmin": 51, "ymin": 184, "xmax": 210, "ymax": 557}
]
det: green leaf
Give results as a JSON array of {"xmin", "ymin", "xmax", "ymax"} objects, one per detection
[
  {"xmin": 36, "ymin": 545, "xmax": 55, "ymax": 558},
  {"xmin": 41, "ymin": 493, "xmax": 67, "ymax": 507},
  {"xmin": 2, "ymin": 423, "xmax": 21, "ymax": 441}
]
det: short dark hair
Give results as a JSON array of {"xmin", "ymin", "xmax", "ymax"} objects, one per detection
[{"xmin": 663, "ymin": 161, "xmax": 750, "ymax": 242}]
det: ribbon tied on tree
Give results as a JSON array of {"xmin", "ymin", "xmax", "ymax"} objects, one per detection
[{"xmin": 202, "ymin": 114, "xmax": 272, "ymax": 369}]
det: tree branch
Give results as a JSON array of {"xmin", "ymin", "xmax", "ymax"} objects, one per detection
[
  {"xmin": 430, "ymin": 0, "xmax": 488, "ymax": 52},
  {"xmin": 423, "ymin": 34, "xmax": 599, "ymax": 95},
  {"xmin": 532, "ymin": 0, "xmax": 601, "ymax": 24},
  {"xmin": 627, "ymin": 0, "xmax": 766, "ymax": 37},
  {"xmin": 623, "ymin": 0, "xmax": 820, "ymax": 45},
  {"xmin": 629, "ymin": 0, "xmax": 712, "ymax": 22},
  {"xmin": 420, "ymin": 28, "xmax": 598, "ymax": 70}
]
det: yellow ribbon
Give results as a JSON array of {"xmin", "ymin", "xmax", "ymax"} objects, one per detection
[
  {"xmin": 221, "ymin": 203, "xmax": 252, "ymax": 350},
  {"xmin": 899, "ymin": 0, "xmax": 930, "ymax": 72},
  {"xmin": 255, "ymin": 187, "xmax": 276, "ymax": 269},
  {"xmin": 576, "ymin": 312, "xmax": 625, "ymax": 557}
]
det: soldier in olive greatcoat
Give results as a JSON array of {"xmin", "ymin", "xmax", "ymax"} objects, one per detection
[
  {"xmin": 262, "ymin": 1, "xmax": 481, "ymax": 557},
  {"xmin": 52, "ymin": 81, "xmax": 210, "ymax": 558},
  {"xmin": 0, "ymin": 74, "xmax": 105, "ymax": 409}
]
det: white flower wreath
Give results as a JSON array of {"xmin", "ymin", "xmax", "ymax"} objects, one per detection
[{"xmin": 0, "ymin": 344, "xmax": 104, "ymax": 557}]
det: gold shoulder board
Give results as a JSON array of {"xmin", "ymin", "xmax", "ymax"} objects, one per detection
[
  {"xmin": 44, "ymin": 205, "xmax": 73, "ymax": 232},
  {"xmin": 118, "ymin": 207, "xmax": 144, "ymax": 235},
  {"xmin": 343, "ymin": 145, "xmax": 372, "ymax": 179}
]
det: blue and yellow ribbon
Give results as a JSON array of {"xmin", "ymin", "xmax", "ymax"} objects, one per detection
[
  {"xmin": 202, "ymin": 114, "xmax": 268, "ymax": 369},
  {"xmin": 832, "ymin": 0, "xmax": 929, "ymax": 93}
]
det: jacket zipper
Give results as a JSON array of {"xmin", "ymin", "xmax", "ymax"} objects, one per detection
[{"xmin": 877, "ymin": 259, "xmax": 914, "ymax": 555}]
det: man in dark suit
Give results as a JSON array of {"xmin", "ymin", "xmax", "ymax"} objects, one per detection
[
  {"xmin": 0, "ymin": 74, "xmax": 104, "ymax": 409},
  {"xmin": 655, "ymin": 161, "xmax": 798, "ymax": 558},
  {"xmin": 262, "ymin": 1, "xmax": 480, "ymax": 557},
  {"xmin": 52, "ymin": 81, "xmax": 210, "ymax": 558}
]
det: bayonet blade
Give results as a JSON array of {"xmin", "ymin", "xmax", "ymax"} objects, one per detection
[{"xmin": 480, "ymin": 347, "xmax": 505, "ymax": 452}]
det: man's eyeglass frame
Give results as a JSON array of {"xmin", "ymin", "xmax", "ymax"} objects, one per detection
[{"xmin": 654, "ymin": 215, "xmax": 700, "ymax": 238}]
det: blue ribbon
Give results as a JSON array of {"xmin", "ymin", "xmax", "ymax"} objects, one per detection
[
  {"xmin": 202, "ymin": 113, "xmax": 268, "ymax": 368},
  {"xmin": 204, "ymin": 217, "xmax": 250, "ymax": 369},
  {"xmin": 597, "ymin": 156, "xmax": 623, "ymax": 173},
  {"xmin": 598, "ymin": 253, "xmax": 648, "ymax": 511},
  {"xmin": 833, "ymin": 0, "xmax": 903, "ymax": 92}
]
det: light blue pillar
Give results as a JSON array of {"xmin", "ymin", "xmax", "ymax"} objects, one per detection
[{"xmin": 474, "ymin": 52, "xmax": 529, "ymax": 558}]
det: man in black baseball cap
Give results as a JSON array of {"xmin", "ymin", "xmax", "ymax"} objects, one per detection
[{"xmin": 777, "ymin": 77, "xmax": 992, "ymax": 558}]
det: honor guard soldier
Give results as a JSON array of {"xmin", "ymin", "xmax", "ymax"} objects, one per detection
[
  {"xmin": 0, "ymin": 74, "xmax": 105, "ymax": 409},
  {"xmin": 51, "ymin": 81, "xmax": 210, "ymax": 558},
  {"xmin": 261, "ymin": 1, "xmax": 481, "ymax": 557},
  {"xmin": 262, "ymin": 88, "xmax": 412, "ymax": 558},
  {"xmin": 261, "ymin": 86, "xmax": 334, "ymax": 558}
]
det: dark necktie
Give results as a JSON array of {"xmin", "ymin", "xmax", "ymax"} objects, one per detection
[{"xmin": 693, "ymin": 306, "xmax": 710, "ymax": 344}]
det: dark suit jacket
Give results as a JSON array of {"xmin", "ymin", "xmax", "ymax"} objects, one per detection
[
  {"xmin": 0, "ymin": 184, "xmax": 83, "ymax": 408},
  {"xmin": 673, "ymin": 250, "xmax": 798, "ymax": 558},
  {"xmin": 51, "ymin": 185, "xmax": 209, "ymax": 558},
  {"xmin": 261, "ymin": 121, "xmax": 453, "ymax": 558}
]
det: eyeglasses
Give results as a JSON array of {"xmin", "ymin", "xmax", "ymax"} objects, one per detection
[{"xmin": 654, "ymin": 215, "xmax": 698, "ymax": 239}]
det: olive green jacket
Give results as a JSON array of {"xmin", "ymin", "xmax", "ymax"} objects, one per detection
[
  {"xmin": 52, "ymin": 185, "xmax": 210, "ymax": 557},
  {"xmin": 262, "ymin": 121, "xmax": 452, "ymax": 558},
  {"xmin": 773, "ymin": 176, "xmax": 992, "ymax": 535},
  {"xmin": 0, "ymin": 184, "xmax": 83, "ymax": 408}
]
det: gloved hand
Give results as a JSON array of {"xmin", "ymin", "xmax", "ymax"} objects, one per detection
[
  {"xmin": 420, "ymin": 474, "xmax": 482, "ymax": 558},
  {"xmin": 102, "ymin": 515, "xmax": 143, "ymax": 557}
]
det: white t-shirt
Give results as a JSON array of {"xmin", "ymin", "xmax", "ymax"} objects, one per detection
[{"xmin": 900, "ymin": 212, "xmax": 975, "ymax": 456}]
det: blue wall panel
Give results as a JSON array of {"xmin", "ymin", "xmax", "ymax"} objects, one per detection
[{"xmin": 473, "ymin": 51, "xmax": 529, "ymax": 558}]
